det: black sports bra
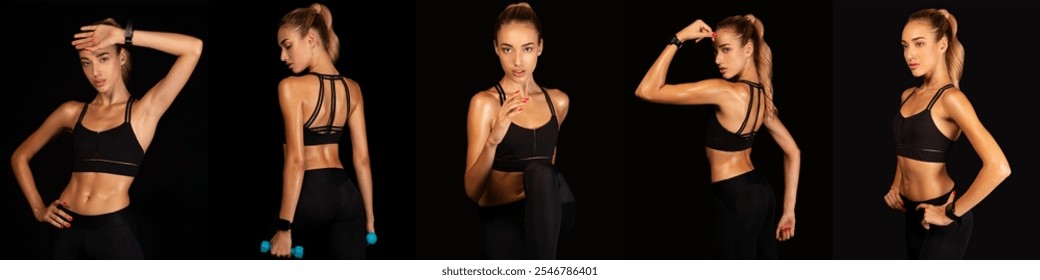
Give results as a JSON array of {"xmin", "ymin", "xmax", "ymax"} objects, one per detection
[
  {"xmin": 491, "ymin": 83, "xmax": 559, "ymax": 172},
  {"xmin": 302, "ymin": 73, "xmax": 350, "ymax": 146},
  {"xmin": 72, "ymin": 99, "xmax": 145, "ymax": 177},
  {"xmin": 893, "ymin": 84, "xmax": 956, "ymax": 162},
  {"xmin": 705, "ymin": 80, "xmax": 764, "ymax": 151}
]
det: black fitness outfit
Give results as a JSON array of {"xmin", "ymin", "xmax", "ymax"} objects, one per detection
[
  {"xmin": 54, "ymin": 99, "xmax": 144, "ymax": 259},
  {"xmin": 480, "ymin": 83, "xmax": 575, "ymax": 260},
  {"xmin": 289, "ymin": 73, "xmax": 366, "ymax": 259},
  {"xmin": 707, "ymin": 80, "xmax": 777, "ymax": 259},
  {"xmin": 894, "ymin": 84, "xmax": 972, "ymax": 259}
]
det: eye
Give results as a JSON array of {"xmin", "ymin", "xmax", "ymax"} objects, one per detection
[
  {"xmin": 502, "ymin": 47, "xmax": 512, "ymax": 53},
  {"xmin": 81, "ymin": 61, "xmax": 90, "ymax": 67},
  {"xmin": 915, "ymin": 42, "xmax": 924, "ymax": 47},
  {"xmin": 523, "ymin": 47, "xmax": 533, "ymax": 52},
  {"xmin": 721, "ymin": 48, "xmax": 730, "ymax": 53},
  {"xmin": 99, "ymin": 57, "xmax": 109, "ymax": 63}
]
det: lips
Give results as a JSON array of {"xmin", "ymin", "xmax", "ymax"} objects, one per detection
[
  {"xmin": 719, "ymin": 67, "xmax": 727, "ymax": 74},
  {"xmin": 512, "ymin": 70, "xmax": 525, "ymax": 78},
  {"xmin": 94, "ymin": 79, "xmax": 106, "ymax": 88},
  {"xmin": 908, "ymin": 63, "xmax": 919, "ymax": 70}
]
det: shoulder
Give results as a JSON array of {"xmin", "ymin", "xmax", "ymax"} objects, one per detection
[
  {"xmin": 900, "ymin": 87, "xmax": 916, "ymax": 100},
  {"xmin": 545, "ymin": 88, "xmax": 569, "ymax": 110},
  {"xmin": 469, "ymin": 88, "xmax": 499, "ymax": 108},
  {"xmin": 57, "ymin": 100, "xmax": 85, "ymax": 117},
  {"xmin": 938, "ymin": 86, "xmax": 971, "ymax": 109}
]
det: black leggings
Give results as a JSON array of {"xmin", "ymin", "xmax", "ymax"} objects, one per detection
[
  {"xmin": 711, "ymin": 170, "xmax": 777, "ymax": 259},
  {"xmin": 901, "ymin": 190, "xmax": 973, "ymax": 259},
  {"xmin": 52, "ymin": 206, "xmax": 143, "ymax": 259},
  {"xmin": 293, "ymin": 168, "xmax": 366, "ymax": 259},
  {"xmin": 480, "ymin": 161, "xmax": 576, "ymax": 259}
]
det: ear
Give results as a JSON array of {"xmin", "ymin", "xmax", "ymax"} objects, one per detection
[
  {"xmin": 306, "ymin": 30, "xmax": 318, "ymax": 48},
  {"xmin": 493, "ymin": 40, "xmax": 499, "ymax": 55},
  {"xmin": 119, "ymin": 49, "xmax": 127, "ymax": 66},
  {"xmin": 537, "ymin": 38, "xmax": 544, "ymax": 56},
  {"xmin": 938, "ymin": 36, "xmax": 949, "ymax": 52},
  {"xmin": 744, "ymin": 41, "xmax": 754, "ymax": 58}
]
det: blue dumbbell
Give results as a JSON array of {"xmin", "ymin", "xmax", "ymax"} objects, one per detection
[
  {"xmin": 261, "ymin": 240, "xmax": 304, "ymax": 259},
  {"xmin": 366, "ymin": 232, "xmax": 377, "ymax": 245}
]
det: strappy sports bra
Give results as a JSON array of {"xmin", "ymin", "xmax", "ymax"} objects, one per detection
[
  {"xmin": 491, "ymin": 83, "xmax": 559, "ymax": 172},
  {"xmin": 302, "ymin": 73, "xmax": 350, "ymax": 146},
  {"xmin": 893, "ymin": 84, "xmax": 956, "ymax": 162},
  {"xmin": 72, "ymin": 99, "xmax": 145, "ymax": 177},
  {"xmin": 705, "ymin": 80, "xmax": 764, "ymax": 151}
]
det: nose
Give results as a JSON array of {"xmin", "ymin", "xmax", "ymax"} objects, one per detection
[
  {"xmin": 280, "ymin": 49, "xmax": 288, "ymax": 62},
  {"xmin": 715, "ymin": 52, "xmax": 723, "ymax": 66},
  {"xmin": 91, "ymin": 64, "xmax": 101, "ymax": 78},
  {"xmin": 513, "ymin": 52, "xmax": 522, "ymax": 67}
]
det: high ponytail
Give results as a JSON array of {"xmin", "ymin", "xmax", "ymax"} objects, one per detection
[
  {"xmin": 717, "ymin": 14, "xmax": 776, "ymax": 117},
  {"xmin": 281, "ymin": 3, "xmax": 341, "ymax": 63},
  {"xmin": 909, "ymin": 8, "xmax": 964, "ymax": 88}
]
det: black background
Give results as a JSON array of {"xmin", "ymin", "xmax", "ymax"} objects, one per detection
[
  {"xmin": 0, "ymin": 2, "xmax": 210, "ymax": 259},
  {"xmin": 206, "ymin": 0, "xmax": 417, "ymax": 259},
  {"xmin": 833, "ymin": 1, "xmax": 1039, "ymax": 259},
  {"xmin": 416, "ymin": 0, "xmax": 629, "ymax": 259},
  {"xmin": 624, "ymin": 1, "xmax": 833, "ymax": 259}
]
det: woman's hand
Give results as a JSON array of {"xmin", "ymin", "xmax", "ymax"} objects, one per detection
[
  {"xmin": 72, "ymin": 22, "xmax": 124, "ymax": 52},
  {"xmin": 269, "ymin": 230, "xmax": 292, "ymax": 258},
  {"xmin": 917, "ymin": 192, "xmax": 955, "ymax": 230},
  {"xmin": 37, "ymin": 200, "xmax": 72, "ymax": 229},
  {"xmin": 884, "ymin": 186, "xmax": 905, "ymax": 212},
  {"xmin": 487, "ymin": 90, "xmax": 527, "ymax": 146},
  {"xmin": 676, "ymin": 20, "xmax": 714, "ymax": 44},
  {"xmin": 775, "ymin": 211, "xmax": 795, "ymax": 241}
]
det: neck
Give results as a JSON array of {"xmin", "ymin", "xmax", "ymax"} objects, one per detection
[
  {"xmin": 95, "ymin": 83, "xmax": 131, "ymax": 105},
  {"xmin": 499, "ymin": 77, "xmax": 536, "ymax": 98},
  {"xmin": 737, "ymin": 66, "xmax": 761, "ymax": 84},
  {"xmin": 922, "ymin": 67, "xmax": 953, "ymax": 89},
  {"xmin": 309, "ymin": 53, "xmax": 338, "ymax": 75}
]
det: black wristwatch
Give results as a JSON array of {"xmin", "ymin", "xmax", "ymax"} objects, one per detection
[
  {"xmin": 124, "ymin": 19, "xmax": 134, "ymax": 46},
  {"xmin": 669, "ymin": 35, "xmax": 683, "ymax": 49},
  {"xmin": 944, "ymin": 202, "xmax": 960, "ymax": 222},
  {"xmin": 275, "ymin": 218, "xmax": 293, "ymax": 231}
]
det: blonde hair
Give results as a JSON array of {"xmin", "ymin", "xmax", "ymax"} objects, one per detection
[
  {"xmin": 717, "ymin": 15, "xmax": 775, "ymax": 117},
  {"xmin": 909, "ymin": 8, "xmax": 964, "ymax": 88},
  {"xmin": 494, "ymin": 2, "xmax": 542, "ymax": 43},
  {"xmin": 281, "ymin": 3, "xmax": 341, "ymax": 63}
]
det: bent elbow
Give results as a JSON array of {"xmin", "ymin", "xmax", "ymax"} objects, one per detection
[
  {"xmin": 997, "ymin": 161, "xmax": 1011, "ymax": 180},
  {"xmin": 191, "ymin": 38, "xmax": 204, "ymax": 57}
]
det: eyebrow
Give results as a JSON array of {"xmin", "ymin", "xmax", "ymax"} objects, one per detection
[
  {"xmin": 499, "ymin": 42, "xmax": 536, "ymax": 48},
  {"xmin": 902, "ymin": 37, "xmax": 926, "ymax": 43},
  {"xmin": 716, "ymin": 43, "xmax": 731, "ymax": 48},
  {"xmin": 95, "ymin": 52, "xmax": 110, "ymax": 58}
]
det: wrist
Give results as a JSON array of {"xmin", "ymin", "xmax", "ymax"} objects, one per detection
[
  {"xmin": 944, "ymin": 202, "xmax": 960, "ymax": 221},
  {"xmin": 123, "ymin": 19, "xmax": 134, "ymax": 46},
  {"xmin": 275, "ymin": 218, "xmax": 293, "ymax": 232},
  {"xmin": 669, "ymin": 35, "xmax": 684, "ymax": 49}
]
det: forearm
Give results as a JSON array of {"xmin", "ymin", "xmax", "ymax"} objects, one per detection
[
  {"xmin": 353, "ymin": 155, "xmax": 375, "ymax": 231},
  {"xmin": 12, "ymin": 158, "xmax": 46, "ymax": 216},
  {"xmin": 129, "ymin": 30, "xmax": 203, "ymax": 57},
  {"xmin": 278, "ymin": 159, "xmax": 305, "ymax": 222},
  {"xmin": 635, "ymin": 45, "xmax": 678, "ymax": 100},
  {"xmin": 464, "ymin": 142, "xmax": 498, "ymax": 202},
  {"xmin": 955, "ymin": 161, "xmax": 1010, "ymax": 216},
  {"xmin": 782, "ymin": 149, "xmax": 800, "ymax": 214}
]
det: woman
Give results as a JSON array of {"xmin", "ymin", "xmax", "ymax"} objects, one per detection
[
  {"xmin": 883, "ymin": 8, "xmax": 1010, "ymax": 259},
  {"xmin": 635, "ymin": 15, "xmax": 800, "ymax": 259},
  {"xmin": 463, "ymin": 2, "xmax": 576, "ymax": 260},
  {"xmin": 269, "ymin": 3, "xmax": 375, "ymax": 259},
  {"xmin": 11, "ymin": 18, "xmax": 202, "ymax": 259}
]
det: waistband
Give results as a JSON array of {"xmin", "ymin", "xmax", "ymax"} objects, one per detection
[
  {"xmin": 60, "ymin": 205, "xmax": 134, "ymax": 230},
  {"xmin": 900, "ymin": 189, "xmax": 954, "ymax": 210}
]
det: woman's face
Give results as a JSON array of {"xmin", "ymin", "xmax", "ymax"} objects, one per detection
[
  {"xmin": 713, "ymin": 29, "xmax": 752, "ymax": 80},
  {"xmin": 902, "ymin": 20, "xmax": 946, "ymax": 78},
  {"xmin": 279, "ymin": 26, "xmax": 314, "ymax": 74},
  {"xmin": 79, "ymin": 45, "xmax": 124, "ymax": 93},
  {"xmin": 495, "ymin": 22, "xmax": 542, "ymax": 85}
]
